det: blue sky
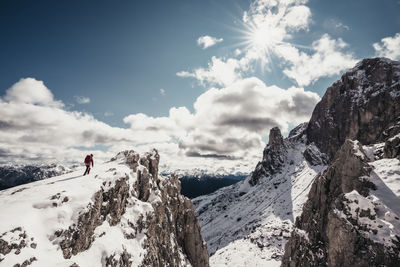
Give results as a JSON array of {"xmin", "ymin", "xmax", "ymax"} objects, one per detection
[
  {"xmin": 1, "ymin": 0, "xmax": 252, "ymax": 125},
  {"xmin": 0, "ymin": 0, "xmax": 399, "ymax": 172}
]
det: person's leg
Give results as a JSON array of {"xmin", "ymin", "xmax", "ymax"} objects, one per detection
[{"xmin": 84, "ymin": 165, "xmax": 89, "ymax": 175}]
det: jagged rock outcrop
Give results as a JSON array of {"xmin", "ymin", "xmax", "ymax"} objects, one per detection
[
  {"xmin": 303, "ymin": 143, "xmax": 329, "ymax": 166},
  {"xmin": 384, "ymin": 134, "xmax": 400, "ymax": 158},
  {"xmin": 282, "ymin": 140, "xmax": 400, "ymax": 267},
  {"xmin": 288, "ymin": 122, "xmax": 308, "ymax": 140},
  {"xmin": 63, "ymin": 149, "xmax": 208, "ymax": 267},
  {"xmin": 306, "ymin": 58, "xmax": 400, "ymax": 159},
  {"xmin": 59, "ymin": 176, "xmax": 130, "ymax": 258},
  {"xmin": 141, "ymin": 173, "xmax": 208, "ymax": 267},
  {"xmin": 267, "ymin": 127, "xmax": 284, "ymax": 152},
  {"xmin": 249, "ymin": 127, "xmax": 286, "ymax": 185},
  {"xmin": 0, "ymin": 149, "xmax": 209, "ymax": 267},
  {"xmin": 282, "ymin": 58, "xmax": 400, "ymax": 267}
]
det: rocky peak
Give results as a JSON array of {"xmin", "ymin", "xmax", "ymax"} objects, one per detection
[
  {"xmin": 288, "ymin": 122, "xmax": 308, "ymax": 139},
  {"xmin": 282, "ymin": 58, "xmax": 400, "ymax": 267},
  {"xmin": 306, "ymin": 57, "xmax": 400, "ymax": 159},
  {"xmin": 112, "ymin": 149, "xmax": 208, "ymax": 267},
  {"xmin": 282, "ymin": 139, "xmax": 400, "ymax": 266},
  {"xmin": 250, "ymin": 127, "xmax": 286, "ymax": 186},
  {"xmin": 266, "ymin": 126, "xmax": 284, "ymax": 154}
]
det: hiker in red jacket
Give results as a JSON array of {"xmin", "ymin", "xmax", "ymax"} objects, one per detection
[{"xmin": 83, "ymin": 154, "xmax": 94, "ymax": 175}]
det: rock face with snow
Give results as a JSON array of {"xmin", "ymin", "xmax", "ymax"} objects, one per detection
[
  {"xmin": 0, "ymin": 149, "xmax": 209, "ymax": 267},
  {"xmin": 306, "ymin": 58, "xmax": 400, "ymax": 159},
  {"xmin": 282, "ymin": 58, "xmax": 400, "ymax": 267},
  {"xmin": 282, "ymin": 140, "xmax": 400, "ymax": 266},
  {"xmin": 249, "ymin": 127, "xmax": 287, "ymax": 186},
  {"xmin": 384, "ymin": 134, "xmax": 400, "ymax": 158}
]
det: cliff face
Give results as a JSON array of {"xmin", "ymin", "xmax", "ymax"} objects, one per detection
[
  {"xmin": 282, "ymin": 58, "xmax": 400, "ymax": 267},
  {"xmin": 282, "ymin": 140, "xmax": 400, "ymax": 266},
  {"xmin": 0, "ymin": 149, "xmax": 209, "ymax": 267},
  {"xmin": 306, "ymin": 58, "xmax": 400, "ymax": 159}
]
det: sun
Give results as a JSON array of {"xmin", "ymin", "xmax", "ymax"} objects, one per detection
[
  {"xmin": 244, "ymin": 23, "xmax": 282, "ymax": 54},
  {"xmin": 231, "ymin": 13, "xmax": 288, "ymax": 71}
]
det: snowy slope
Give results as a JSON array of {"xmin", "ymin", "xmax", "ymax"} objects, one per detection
[
  {"xmin": 337, "ymin": 142, "xmax": 400, "ymax": 248},
  {"xmin": 0, "ymin": 150, "xmax": 208, "ymax": 267},
  {"xmin": 193, "ymin": 131, "xmax": 326, "ymax": 266},
  {"xmin": 0, "ymin": 155, "xmax": 150, "ymax": 266}
]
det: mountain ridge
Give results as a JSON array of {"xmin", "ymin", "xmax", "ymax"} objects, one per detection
[
  {"xmin": 0, "ymin": 149, "xmax": 209, "ymax": 266},
  {"xmin": 193, "ymin": 57, "xmax": 400, "ymax": 266}
]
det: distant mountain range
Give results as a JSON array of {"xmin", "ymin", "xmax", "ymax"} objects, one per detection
[
  {"xmin": 0, "ymin": 164, "xmax": 74, "ymax": 190},
  {"xmin": 0, "ymin": 164, "xmax": 246, "ymax": 200}
]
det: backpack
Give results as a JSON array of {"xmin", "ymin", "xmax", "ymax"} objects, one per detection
[{"xmin": 84, "ymin": 155, "xmax": 91, "ymax": 164}]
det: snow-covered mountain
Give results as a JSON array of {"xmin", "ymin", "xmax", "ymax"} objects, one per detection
[
  {"xmin": 282, "ymin": 140, "xmax": 400, "ymax": 266},
  {"xmin": 0, "ymin": 164, "xmax": 73, "ymax": 190},
  {"xmin": 193, "ymin": 124, "xmax": 326, "ymax": 266},
  {"xmin": 282, "ymin": 57, "xmax": 400, "ymax": 266},
  {"xmin": 193, "ymin": 58, "xmax": 400, "ymax": 266},
  {"xmin": 161, "ymin": 167, "xmax": 248, "ymax": 178},
  {"xmin": 0, "ymin": 150, "xmax": 209, "ymax": 266}
]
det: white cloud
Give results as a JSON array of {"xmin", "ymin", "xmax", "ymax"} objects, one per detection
[
  {"xmin": 160, "ymin": 88, "xmax": 166, "ymax": 95},
  {"xmin": 234, "ymin": 49, "xmax": 242, "ymax": 56},
  {"xmin": 124, "ymin": 77, "xmax": 320, "ymax": 161},
  {"xmin": 177, "ymin": 56, "xmax": 244, "ymax": 87},
  {"xmin": 197, "ymin": 35, "xmax": 223, "ymax": 49},
  {"xmin": 1, "ymin": 77, "xmax": 320, "ymax": 174},
  {"xmin": 281, "ymin": 5, "xmax": 311, "ymax": 30},
  {"xmin": 177, "ymin": 0, "xmax": 356, "ymax": 88},
  {"xmin": 275, "ymin": 34, "xmax": 357, "ymax": 86},
  {"xmin": 373, "ymin": 33, "xmax": 400, "ymax": 60},
  {"xmin": 4, "ymin": 78, "xmax": 61, "ymax": 107},
  {"xmin": 123, "ymin": 107, "xmax": 193, "ymax": 140},
  {"xmin": 74, "ymin": 95, "xmax": 91, "ymax": 104},
  {"xmin": 0, "ymin": 78, "xmax": 142, "ymax": 165}
]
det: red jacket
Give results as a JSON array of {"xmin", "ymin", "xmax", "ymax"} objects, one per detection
[{"xmin": 84, "ymin": 155, "xmax": 94, "ymax": 166}]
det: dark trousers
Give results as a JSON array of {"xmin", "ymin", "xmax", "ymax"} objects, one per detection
[{"xmin": 83, "ymin": 164, "xmax": 91, "ymax": 175}]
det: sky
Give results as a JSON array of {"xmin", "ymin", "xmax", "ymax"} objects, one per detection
[{"xmin": 0, "ymin": 0, "xmax": 400, "ymax": 173}]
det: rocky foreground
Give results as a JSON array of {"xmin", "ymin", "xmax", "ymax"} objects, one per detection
[{"xmin": 0, "ymin": 150, "xmax": 209, "ymax": 267}]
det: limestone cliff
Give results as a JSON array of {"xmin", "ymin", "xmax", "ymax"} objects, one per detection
[
  {"xmin": 282, "ymin": 58, "xmax": 400, "ymax": 266},
  {"xmin": 306, "ymin": 57, "xmax": 400, "ymax": 159},
  {"xmin": 249, "ymin": 127, "xmax": 287, "ymax": 185}
]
